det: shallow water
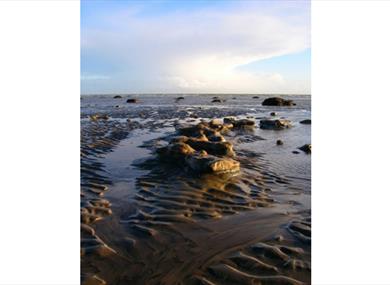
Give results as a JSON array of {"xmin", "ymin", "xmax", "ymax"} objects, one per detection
[{"xmin": 80, "ymin": 94, "xmax": 311, "ymax": 285}]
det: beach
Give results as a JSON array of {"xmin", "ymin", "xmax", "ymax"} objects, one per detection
[{"xmin": 81, "ymin": 94, "xmax": 311, "ymax": 285}]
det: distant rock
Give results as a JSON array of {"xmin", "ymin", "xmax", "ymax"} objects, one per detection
[
  {"xmin": 299, "ymin": 144, "xmax": 311, "ymax": 154},
  {"xmin": 212, "ymin": 98, "xmax": 223, "ymax": 103},
  {"xmin": 270, "ymin": 112, "xmax": 277, "ymax": 116},
  {"xmin": 276, "ymin": 139, "xmax": 283, "ymax": 145},
  {"xmin": 176, "ymin": 96, "xmax": 185, "ymax": 101},
  {"xmin": 89, "ymin": 114, "xmax": 109, "ymax": 121},
  {"xmin": 126, "ymin": 98, "xmax": 138, "ymax": 103},
  {"xmin": 253, "ymin": 96, "xmax": 259, "ymax": 99},
  {"xmin": 260, "ymin": 119, "xmax": 292, "ymax": 130},
  {"xmin": 113, "ymin": 95, "xmax": 122, "ymax": 99},
  {"xmin": 262, "ymin": 97, "xmax": 295, "ymax": 106},
  {"xmin": 300, "ymin": 119, "xmax": 311, "ymax": 125},
  {"xmin": 292, "ymin": 151, "xmax": 300, "ymax": 154}
]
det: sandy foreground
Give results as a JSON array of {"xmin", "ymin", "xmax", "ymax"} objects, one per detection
[{"xmin": 81, "ymin": 95, "xmax": 311, "ymax": 285}]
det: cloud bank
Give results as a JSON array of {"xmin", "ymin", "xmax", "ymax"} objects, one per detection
[{"xmin": 81, "ymin": 1, "xmax": 310, "ymax": 94}]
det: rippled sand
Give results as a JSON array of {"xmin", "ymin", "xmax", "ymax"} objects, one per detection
[{"xmin": 81, "ymin": 94, "xmax": 311, "ymax": 285}]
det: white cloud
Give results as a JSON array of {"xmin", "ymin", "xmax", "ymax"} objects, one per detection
[{"xmin": 82, "ymin": 3, "xmax": 310, "ymax": 93}]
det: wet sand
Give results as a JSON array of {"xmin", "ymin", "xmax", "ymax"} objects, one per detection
[{"xmin": 81, "ymin": 94, "xmax": 311, "ymax": 285}]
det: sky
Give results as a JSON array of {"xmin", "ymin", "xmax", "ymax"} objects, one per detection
[{"xmin": 81, "ymin": 0, "xmax": 311, "ymax": 94}]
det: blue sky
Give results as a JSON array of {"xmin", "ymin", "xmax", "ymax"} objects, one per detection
[{"xmin": 81, "ymin": 0, "xmax": 310, "ymax": 94}]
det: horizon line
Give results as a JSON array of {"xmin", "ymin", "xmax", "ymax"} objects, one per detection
[{"xmin": 80, "ymin": 93, "xmax": 311, "ymax": 96}]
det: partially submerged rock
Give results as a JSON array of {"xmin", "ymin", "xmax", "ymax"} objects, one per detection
[
  {"xmin": 212, "ymin": 98, "xmax": 223, "ymax": 103},
  {"xmin": 158, "ymin": 119, "xmax": 240, "ymax": 174},
  {"xmin": 299, "ymin": 144, "xmax": 311, "ymax": 154},
  {"xmin": 113, "ymin": 95, "xmax": 122, "ymax": 99},
  {"xmin": 126, "ymin": 98, "xmax": 138, "ymax": 103},
  {"xmin": 270, "ymin": 112, "xmax": 277, "ymax": 116},
  {"xmin": 260, "ymin": 119, "xmax": 292, "ymax": 130},
  {"xmin": 175, "ymin": 96, "xmax": 184, "ymax": 101},
  {"xmin": 262, "ymin": 97, "xmax": 295, "ymax": 106},
  {"xmin": 253, "ymin": 96, "xmax": 259, "ymax": 99},
  {"xmin": 300, "ymin": 119, "xmax": 311, "ymax": 125},
  {"xmin": 276, "ymin": 139, "xmax": 283, "ymax": 145}
]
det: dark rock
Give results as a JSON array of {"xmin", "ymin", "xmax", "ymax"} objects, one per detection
[
  {"xmin": 299, "ymin": 144, "xmax": 311, "ymax": 154},
  {"xmin": 292, "ymin": 151, "xmax": 300, "ymax": 154},
  {"xmin": 176, "ymin": 96, "xmax": 185, "ymax": 101},
  {"xmin": 126, "ymin": 98, "xmax": 138, "ymax": 103},
  {"xmin": 262, "ymin": 97, "xmax": 295, "ymax": 106},
  {"xmin": 300, "ymin": 119, "xmax": 311, "ymax": 125},
  {"xmin": 212, "ymin": 99, "xmax": 222, "ymax": 103},
  {"xmin": 276, "ymin": 140, "xmax": 283, "ymax": 145},
  {"xmin": 113, "ymin": 95, "xmax": 122, "ymax": 99},
  {"xmin": 253, "ymin": 96, "xmax": 259, "ymax": 99},
  {"xmin": 270, "ymin": 112, "xmax": 277, "ymax": 116},
  {"xmin": 260, "ymin": 119, "xmax": 292, "ymax": 130}
]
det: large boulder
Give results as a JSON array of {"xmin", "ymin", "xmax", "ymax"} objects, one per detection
[
  {"xmin": 262, "ymin": 97, "xmax": 295, "ymax": 106},
  {"xmin": 260, "ymin": 119, "xmax": 292, "ymax": 130}
]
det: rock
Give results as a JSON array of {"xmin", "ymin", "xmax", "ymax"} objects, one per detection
[
  {"xmin": 270, "ymin": 112, "xmax": 277, "ymax": 116},
  {"xmin": 212, "ymin": 99, "xmax": 223, "ymax": 103},
  {"xmin": 300, "ymin": 119, "xmax": 311, "ymax": 125},
  {"xmin": 260, "ymin": 119, "xmax": 292, "ymax": 130},
  {"xmin": 186, "ymin": 139, "xmax": 235, "ymax": 157},
  {"xmin": 89, "ymin": 114, "xmax": 109, "ymax": 121},
  {"xmin": 276, "ymin": 140, "xmax": 283, "ymax": 145},
  {"xmin": 292, "ymin": 151, "xmax": 300, "ymax": 154},
  {"xmin": 186, "ymin": 155, "xmax": 240, "ymax": 174},
  {"xmin": 223, "ymin": 117, "xmax": 255, "ymax": 128},
  {"xmin": 253, "ymin": 96, "xmax": 259, "ymax": 99},
  {"xmin": 113, "ymin": 95, "xmax": 122, "ymax": 99},
  {"xmin": 126, "ymin": 98, "xmax": 138, "ymax": 103},
  {"xmin": 175, "ymin": 96, "xmax": 185, "ymax": 101},
  {"xmin": 298, "ymin": 144, "xmax": 311, "ymax": 154},
  {"xmin": 157, "ymin": 142, "xmax": 196, "ymax": 158},
  {"xmin": 262, "ymin": 97, "xmax": 295, "ymax": 106}
]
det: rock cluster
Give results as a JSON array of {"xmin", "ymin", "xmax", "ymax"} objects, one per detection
[
  {"xmin": 157, "ymin": 119, "xmax": 242, "ymax": 174},
  {"xmin": 262, "ymin": 97, "xmax": 295, "ymax": 106}
]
